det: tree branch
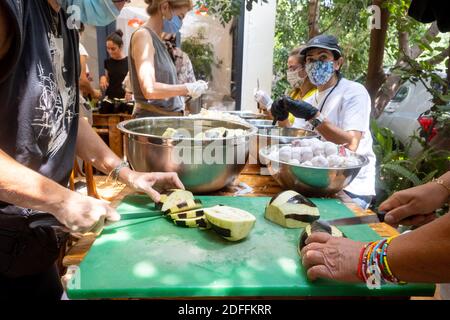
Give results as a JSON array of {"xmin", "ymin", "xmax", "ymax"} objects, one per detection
[
  {"xmin": 409, "ymin": 22, "xmax": 440, "ymax": 59},
  {"xmin": 426, "ymin": 47, "xmax": 450, "ymax": 65},
  {"xmin": 308, "ymin": 0, "xmax": 320, "ymax": 39},
  {"xmin": 399, "ymin": 31, "xmax": 411, "ymax": 58},
  {"xmin": 365, "ymin": 0, "xmax": 390, "ymax": 103},
  {"xmin": 373, "ymin": 22, "xmax": 443, "ymax": 116}
]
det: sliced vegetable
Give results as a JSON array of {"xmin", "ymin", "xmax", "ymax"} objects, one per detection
[
  {"xmin": 162, "ymin": 128, "xmax": 178, "ymax": 138},
  {"xmin": 298, "ymin": 220, "xmax": 344, "ymax": 253},
  {"xmin": 265, "ymin": 190, "xmax": 320, "ymax": 228},
  {"xmin": 194, "ymin": 127, "xmax": 228, "ymax": 140},
  {"xmin": 204, "ymin": 205, "xmax": 256, "ymax": 241},
  {"xmin": 163, "ymin": 199, "xmax": 203, "ymax": 215},
  {"xmin": 155, "ymin": 189, "xmax": 195, "ymax": 211},
  {"xmin": 168, "ymin": 209, "xmax": 205, "ymax": 220},
  {"xmin": 173, "ymin": 216, "xmax": 210, "ymax": 229}
]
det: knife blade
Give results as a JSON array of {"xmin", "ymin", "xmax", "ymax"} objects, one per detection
[{"xmin": 324, "ymin": 211, "xmax": 386, "ymax": 226}]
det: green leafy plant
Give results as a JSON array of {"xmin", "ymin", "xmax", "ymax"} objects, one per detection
[
  {"xmin": 195, "ymin": 0, "xmax": 268, "ymax": 26},
  {"xmin": 393, "ymin": 52, "xmax": 450, "ymax": 144},
  {"xmin": 371, "ymin": 120, "xmax": 450, "ymax": 208},
  {"xmin": 181, "ymin": 30, "xmax": 220, "ymax": 81}
]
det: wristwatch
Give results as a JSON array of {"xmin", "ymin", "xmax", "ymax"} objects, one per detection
[{"xmin": 310, "ymin": 113, "xmax": 325, "ymax": 129}]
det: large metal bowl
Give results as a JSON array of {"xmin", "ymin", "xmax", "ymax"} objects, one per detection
[
  {"xmin": 118, "ymin": 117, "xmax": 257, "ymax": 193},
  {"xmin": 259, "ymin": 144, "xmax": 369, "ymax": 197},
  {"xmin": 246, "ymin": 120, "xmax": 318, "ymax": 165},
  {"xmin": 224, "ymin": 111, "xmax": 267, "ymax": 120},
  {"xmin": 246, "ymin": 119, "xmax": 275, "ymax": 128}
]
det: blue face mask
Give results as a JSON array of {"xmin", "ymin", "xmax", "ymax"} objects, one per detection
[
  {"xmin": 163, "ymin": 15, "xmax": 183, "ymax": 47},
  {"xmin": 58, "ymin": 0, "xmax": 120, "ymax": 27},
  {"xmin": 305, "ymin": 60, "xmax": 335, "ymax": 86}
]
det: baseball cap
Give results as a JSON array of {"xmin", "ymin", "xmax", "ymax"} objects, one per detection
[{"xmin": 300, "ymin": 35, "xmax": 342, "ymax": 58}]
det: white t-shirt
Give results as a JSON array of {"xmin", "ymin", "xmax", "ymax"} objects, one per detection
[
  {"xmin": 293, "ymin": 78, "xmax": 376, "ymax": 196},
  {"xmin": 79, "ymin": 42, "xmax": 90, "ymax": 74}
]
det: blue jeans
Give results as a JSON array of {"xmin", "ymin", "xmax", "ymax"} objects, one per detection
[{"xmin": 344, "ymin": 191, "xmax": 373, "ymax": 210}]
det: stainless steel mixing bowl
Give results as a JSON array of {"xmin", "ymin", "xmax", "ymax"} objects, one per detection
[
  {"xmin": 224, "ymin": 111, "xmax": 267, "ymax": 120},
  {"xmin": 259, "ymin": 144, "xmax": 369, "ymax": 197},
  {"xmin": 246, "ymin": 119, "xmax": 275, "ymax": 129},
  {"xmin": 246, "ymin": 120, "xmax": 318, "ymax": 165},
  {"xmin": 118, "ymin": 117, "xmax": 257, "ymax": 193}
]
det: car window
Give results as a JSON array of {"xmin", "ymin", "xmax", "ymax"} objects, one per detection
[{"xmin": 391, "ymin": 86, "xmax": 409, "ymax": 102}]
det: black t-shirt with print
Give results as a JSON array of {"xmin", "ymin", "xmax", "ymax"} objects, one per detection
[
  {"xmin": 104, "ymin": 57, "xmax": 128, "ymax": 99},
  {"xmin": 0, "ymin": 0, "xmax": 80, "ymax": 216}
]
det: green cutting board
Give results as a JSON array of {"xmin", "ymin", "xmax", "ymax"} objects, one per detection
[{"xmin": 67, "ymin": 195, "xmax": 434, "ymax": 299}]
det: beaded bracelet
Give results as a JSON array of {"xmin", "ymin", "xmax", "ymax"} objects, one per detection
[
  {"xmin": 358, "ymin": 236, "xmax": 407, "ymax": 286},
  {"xmin": 382, "ymin": 236, "xmax": 407, "ymax": 285},
  {"xmin": 359, "ymin": 241, "xmax": 377, "ymax": 283},
  {"xmin": 357, "ymin": 243, "xmax": 368, "ymax": 281}
]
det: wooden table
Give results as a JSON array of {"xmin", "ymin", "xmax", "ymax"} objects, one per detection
[
  {"xmin": 63, "ymin": 164, "xmax": 398, "ymax": 268},
  {"xmin": 92, "ymin": 113, "xmax": 132, "ymax": 158}
]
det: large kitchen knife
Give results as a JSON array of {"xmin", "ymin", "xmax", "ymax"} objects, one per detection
[{"xmin": 323, "ymin": 211, "xmax": 387, "ymax": 226}]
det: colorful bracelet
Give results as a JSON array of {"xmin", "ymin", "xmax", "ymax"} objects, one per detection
[
  {"xmin": 382, "ymin": 236, "xmax": 407, "ymax": 285},
  {"xmin": 357, "ymin": 243, "xmax": 368, "ymax": 282},
  {"xmin": 358, "ymin": 236, "xmax": 407, "ymax": 286},
  {"xmin": 359, "ymin": 241, "xmax": 376, "ymax": 283}
]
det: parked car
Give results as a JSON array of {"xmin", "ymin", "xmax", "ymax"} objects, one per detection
[{"xmin": 377, "ymin": 74, "xmax": 449, "ymax": 155}]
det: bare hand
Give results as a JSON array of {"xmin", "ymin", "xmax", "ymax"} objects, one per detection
[
  {"xmin": 379, "ymin": 182, "xmax": 447, "ymax": 227},
  {"xmin": 93, "ymin": 89, "xmax": 102, "ymax": 100},
  {"xmin": 54, "ymin": 192, "xmax": 120, "ymax": 234},
  {"xmin": 301, "ymin": 233, "xmax": 365, "ymax": 282},
  {"xmin": 125, "ymin": 92, "xmax": 134, "ymax": 102},
  {"xmin": 126, "ymin": 171, "xmax": 185, "ymax": 203},
  {"xmin": 100, "ymin": 77, "xmax": 109, "ymax": 92}
]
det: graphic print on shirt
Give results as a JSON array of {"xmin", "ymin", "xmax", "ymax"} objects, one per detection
[{"xmin": 33, "ymin": 32, "xmax": 76, "ymax": 158}]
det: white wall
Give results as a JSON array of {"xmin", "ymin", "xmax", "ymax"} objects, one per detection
[
  {"xmin": 116, "ymin": 6, "xmax": 149, "ymax": 56},
  {"xmin": 80, "ymin": 25, "xmax": 100, "ymax": 87},
  {"xmin": 241, "ymin": 0, "xmax": 277, "ymax": 112},
  {"xmin": 181, "ymin": 14, "xmax": 234, "ymax": 108}
]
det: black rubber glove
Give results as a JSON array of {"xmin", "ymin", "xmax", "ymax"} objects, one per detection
[
  {"xmin": 270, "ymin": 97, "xmax": 290, "ymax": 122},
  {"xmin": 283, "ymin": 96, "xmax": 319, "ymax": 121}
]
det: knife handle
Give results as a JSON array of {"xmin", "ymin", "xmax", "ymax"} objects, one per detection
[{"xmin": 376, "ymin": 211, "xmax": 387, "ymax": 223}]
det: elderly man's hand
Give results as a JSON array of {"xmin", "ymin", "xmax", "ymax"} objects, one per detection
[
  {"xmin": 126, "ymin": 171, "xmax": 185, "ymax": 203},
  {"xmin": 301, "ymin": 232, "xmax": 365, "ymax": 282}
]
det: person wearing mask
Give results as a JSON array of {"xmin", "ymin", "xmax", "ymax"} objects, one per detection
[
  {"xmin": 129, "ymin": 0, "xmax": 208, "ymax": 118},
  {"xmin": 100, "ymin": 30, "xmax": 129, "ymax": 101},
  {"xmin": 124, "ymin": 11, "xmax": 197, "ymax": 101},
  {"xmin": 0, "ymin": 0, "xmax": 183, "ymax": 300},
  {"xmin": 163, "ymin": 11, "xmax": 183, "ymax": 48},
  {"xmin": 254, "ymin": 46, "xmax": 317, "ymax": 126},
  {"xmin": 271, "ymin": 35, "xmax": 376, "ymax": 209},
  {"xmin": 301, "ymin": 171, "xmax": 450, "ymax": 299}
]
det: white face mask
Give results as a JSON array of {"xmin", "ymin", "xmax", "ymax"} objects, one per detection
[{"xmin": 287, "ymin": 70, "xmax": 305, "ymax": 88}]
